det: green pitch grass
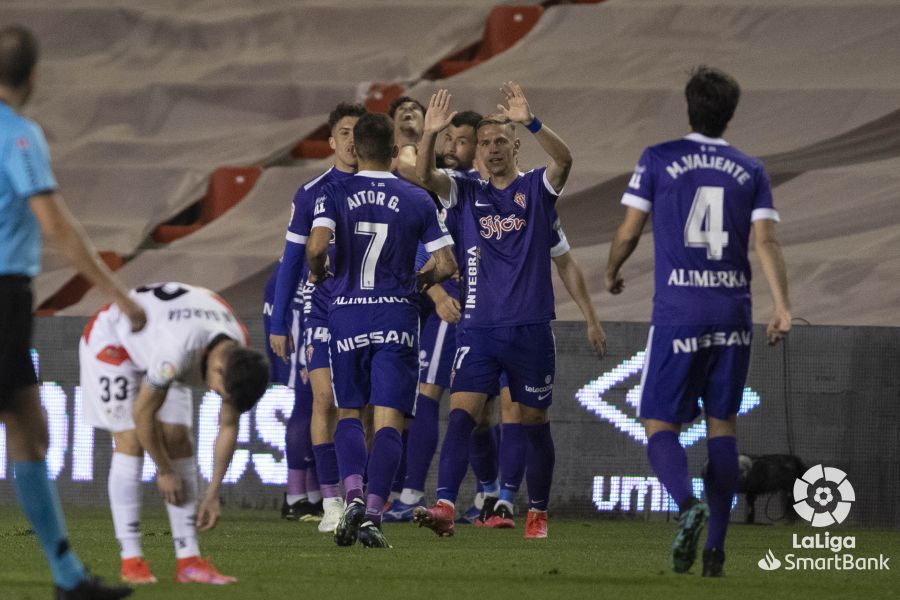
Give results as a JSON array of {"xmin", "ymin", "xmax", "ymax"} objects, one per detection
[{"xmin": 0, "ymin": 507, "xmax": 896, "ymax": 600}]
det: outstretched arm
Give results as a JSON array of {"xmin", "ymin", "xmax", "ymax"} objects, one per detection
[
  {"xmin": 496, "ymin": 82, "xmax": 572, "ymax": 193},
  {"xmin": 416, "ymin": 90, "xmax": 455, "ymax": 201},
  {"xmin": 197, "ymin": 399, "xmax": 240, "ymax": 531},
  {"xmin": 606, "ymin": 207, "xmax": 649, "ymax": 294},
  {"xmin": 753, "ymin": 219, "xmax": 792, "ymax": 345},
  {"xmin": 30, "ymin": 192, "xmax": 146, "ymax": 331},
  {"xmin": 133, "ymin": 382, "xmax": 182, "ymax": 504},
  {"xmin": 553, "ymin": 251, "xmax": 606, "ymax": 358}
]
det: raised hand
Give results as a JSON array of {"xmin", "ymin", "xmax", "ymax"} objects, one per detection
[
  {"xmin": 424, "ymin": 89, "xmax": 457, "ymax": 135},
  {"xmin": 497, "ymin": 81, "xmax": 534, "ymax": 125}
]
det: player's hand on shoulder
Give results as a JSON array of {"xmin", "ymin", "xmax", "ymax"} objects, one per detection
[
  {"xmin": 767, "ymin": 309, "xmax": 792, "ymax": 346},
  {"xmin": 605, "ymin": 272, "xmax": 625, "ymax": 295},
  {"xmin": 119, "ymin": 297, "xmax": 147, "ymax": 332},
  {"xmin": 587, "ymin": 321, "xmax": 608, "ymax": 359},
  {"xmin": 436, "ymin": 296, "xmax": 462, "ymax": 324},
  {"xmin": 424, "ymin": 89, "xmax": 457, "ymax": 135},
  {"xmin": 497, "ymin": 82, "xmax": 534, "ymax": 125}
]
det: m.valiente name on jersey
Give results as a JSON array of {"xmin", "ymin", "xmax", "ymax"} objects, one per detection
[{"xmin": 663, "ymin": 151, "xmax": 752, "ymax": 185}]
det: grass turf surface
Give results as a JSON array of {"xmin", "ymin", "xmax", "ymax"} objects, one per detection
[{"xmin": 0, "ymin": 506, "xmax": 896, "ymax": 600}]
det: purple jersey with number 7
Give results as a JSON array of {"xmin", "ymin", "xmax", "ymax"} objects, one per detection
[{"xmin": 312, "ymin": 170, "xmax": 454, "ymax": 302}]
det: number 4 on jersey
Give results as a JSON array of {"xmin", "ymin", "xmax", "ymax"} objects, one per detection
[{"xmin": 684, "ymin": 186, "xmax": 729, "ymax": 260}]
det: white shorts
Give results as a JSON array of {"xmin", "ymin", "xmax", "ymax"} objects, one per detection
[{"xmin": 79, "ymin": 306, "xmax": 193, "ymax": 433}]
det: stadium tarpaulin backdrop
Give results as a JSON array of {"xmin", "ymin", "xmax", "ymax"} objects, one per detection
[{"xmin": 1, "ymin": 319, "xmax": 898, "ymax": 529}]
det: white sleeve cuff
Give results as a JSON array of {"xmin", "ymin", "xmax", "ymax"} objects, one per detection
[
  {"xmin": 311, "ymin": 217, "xmax": 336, "ymax": 230},
  {"xmin": 285, "ymin": 231, "xmax": 307, "ymax": 244},
  {"xmin": 543, "ymin": 170, "xmax": 564, "ymax": 196},
  {"xmin": 622, "ymin": 193, "xmax": 652, "ymax": 213},
  {"xmin": 751, "ymin": 208, "xmax": 780, "ymax": 222},
  {"xmin": 550, "ymin": 238, "xmax": 570, "ymax": 258},
  {"xmin": 424, "ymin": 235, "xmax": 454, "ymax": 253},
  {"xmin": 439, "ymin": 177, "xmax": 459, "ymax": 209}
]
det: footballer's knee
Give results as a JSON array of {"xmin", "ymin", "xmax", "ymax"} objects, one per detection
[
  {"xmin": 418, "ymin": 382, "xmax": 443, "ymax": 401},
  {"xmin": 706, "ymin": 415, "xmax": 737, "ymax": 439},
  {"xmin": 518, "ymin": 405, "xmax": 548, "ymax": 426},
  {"xmin": 161, "ymin": 423, "xmax": 194, "ymax": 459},
  {"xmin": 112, "ymin": 430, "xmax": 143, "ymax": 457}
]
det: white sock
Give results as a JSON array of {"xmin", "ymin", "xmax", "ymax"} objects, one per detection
[
  {"xmin": 307, "ymin": 490, "xmax": 322, "ymax": 504},
  {"xmin": 437, "ymin": 498, "xmax": 455, "ymax": 509},
  {"xmin": 109, "ymin": 453, "xmax": 144, "ymax": 559},
  {"xmin": 286, "ymin": 494, "xmax": 307, "ymax": 505},
  {"xmin": 399, "ymin": 488, "xmax": 424, "ymax": 505},
  {"xmin": 166, "ymin": 458, "xmax": 200, "ymax": 559}
]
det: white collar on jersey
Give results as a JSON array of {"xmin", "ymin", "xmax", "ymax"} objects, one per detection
[
  {"xmin": 355, "ymin": 170, "xmax": 397, "ymax": 179},
  {"xmin": 684, "ymin": 132, "xmax": 729, "ymax": 146}
]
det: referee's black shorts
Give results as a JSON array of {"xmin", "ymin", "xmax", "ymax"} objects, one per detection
[{"xmin": 0, "ymin": 275, "xmax": 38, "ymax": 409}]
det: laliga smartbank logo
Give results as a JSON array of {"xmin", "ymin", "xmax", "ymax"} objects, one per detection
[{"xmin": 757, "ymin": 465, "xmax": 890, "ymax": 572}]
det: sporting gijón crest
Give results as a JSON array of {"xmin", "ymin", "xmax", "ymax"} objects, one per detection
[{"xmin": 514, "ymin": 191, "xmax": 526, "ymax": 209}]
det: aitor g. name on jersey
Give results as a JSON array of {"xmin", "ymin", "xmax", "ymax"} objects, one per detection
[{"xmin": 622, "ymin": 133, "xmax": 779, "ymax": 326}]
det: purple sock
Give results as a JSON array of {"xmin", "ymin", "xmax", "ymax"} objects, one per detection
[
  {"xmin": 334, "ymin": 418, "xmax": 367, "ymax": 503},
  {"xmin": 313, "ymin": 443, "xmax": 341, "ymax": 499},
  {"xmin": 436, "ymin": 409, "xmax": 476, "ymax": 504},
  {"xmin": 287, "ymin": 469, "xmax": 307, "ymax": 496},
  {"xmin": 365, "ymin": 427, "xmax": 403, "ymax": 525},
  {"xmin": 390, "ymin": 429, "xmax": 410, "ymax": 494},
  {"xmin": 285, "ymin": 414, "xmax": 312, "ymax": 471},
  {"xmin": 647, "ymin": 430, "xmax": 694, "ymax": 510},
  {"xmin": 705, "ymin": 436, "xmax": 738, "ymax": 550},
  {"xmin": 469, "ymin": 427, "xmax": 499, "ymax": 493},
  {"xmin": 305, "ymin": 466, "xmax": 319, "ymax": 497},
  {"xmin": 499, "ymin": 423, "xmax": 526, "ymax": 503},
  {"xmin": 404, "ymin": 394, "xmax": 439, "ymax": 492},
  {"xmin": 524, "ymin": 422, "xmax": 555, "ymax": 511}
]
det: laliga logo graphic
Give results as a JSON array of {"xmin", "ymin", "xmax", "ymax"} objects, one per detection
[
  {"xmin": 792, "ymin": 464, "xmax": 855, "ymax": 527},
  {"xmin": 575, "ymin": 351, "xmax": 761, "ymax": 446}
]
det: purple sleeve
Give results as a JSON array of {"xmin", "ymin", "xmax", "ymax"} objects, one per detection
[
  {"xmin": 420, "ymin": 195, "xmax": 453, "ymax": 253},
  {"xmin": 415, "ymin": 243, "xmax": 430, "ymax": 271},
  {"xmin": 621, "ymin": 148, "xmax": 654, "ymax": 213},
  {"xmin": 270, "ymin": 189, "xmax": 307, "ymax": 335},
  {"xmin": 311, "ymin": 183, "xmax": 337, "ymax": 230},
  {"xmin": 750, "ymin": 165, "xmax": 780, "ymax": 222}
]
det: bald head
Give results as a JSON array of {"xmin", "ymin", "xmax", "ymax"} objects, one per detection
[{"xmin": 0, "ymin": 26, "xmax": 38, "ymax": 90}]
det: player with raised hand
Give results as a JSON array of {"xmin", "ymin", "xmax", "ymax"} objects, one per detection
[
  {"xmin": 307, "ymin": 112, "xmax": 457, "ymax": 548},
  {"xmin": 385, "ymin": 109, "xmax": 484, "ymax": 523},
  {"xmin": 269, "ymin": 102, "xmax": 368, "ymax": 532},
  {"xmin": 606, "ymin": 66, "xmax": 791, "ymax": 576},
  {"xmin": 80, "ymin": 283, "xmax": 268, "ymax": 585},
  {"xmin": 413, "ymin": 83, "xmax": 572, "ymax": 539}
]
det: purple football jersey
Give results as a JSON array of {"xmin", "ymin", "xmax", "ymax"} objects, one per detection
[
  {"xmin": 312, "ymin": 170, "xmax": 453, "ymax": 302},
  {"xmin": 288, "ymin": 166, "xmax": 355, "ymax": 291},
  {"xmin": 444, "ymin": 167, "xmax": 560, "ymax": 328},
  {"xmin": 622, "ymin": 133, "xmax": 778, "ymax": 326}
]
